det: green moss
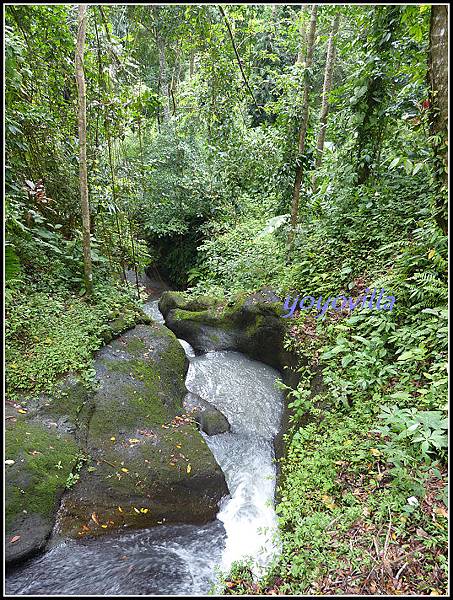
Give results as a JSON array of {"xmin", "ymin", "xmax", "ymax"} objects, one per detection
[
  {"xmin": 126, "ymin": 338, "xmax": 147, "ymax": 355},
  {"xmin": 44, "ymin": 378, "xmax": 91, "ymax": 425},
  {"xmin": 109, "ymin": 314, "xmax": 135, "ymax": 336},
  {"xmin": 90, "ymin": 340, "xmax": 185, "ymax": 438},
  {"xmin": 125, "ymin": 384, "xmax": 169, "ymax": 425},
  {"xmin": 5, "ymin": 421, "xmax": 79, "ymax": 525},
  {"xmin": 161, "ymin": 338, "xmax": 187, "ymax": 376}
]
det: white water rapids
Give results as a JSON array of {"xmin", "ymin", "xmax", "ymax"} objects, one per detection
[{"xmin": 6, "ymin": 299, "xmax": 284, "ymax": 595}]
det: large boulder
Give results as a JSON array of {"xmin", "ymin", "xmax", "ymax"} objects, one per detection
[
  {"xmin": 159, "ymin": 290, "xmax": 298, "ymax": 375},
  {"xmin": 57, "ymin": 322, "xmax": 228, "ymax": 539}
]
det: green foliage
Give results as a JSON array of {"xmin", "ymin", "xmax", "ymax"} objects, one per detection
[
  {"xmin": 5, "ymin": 282, "xmax": 140, "ymax": 398},
  {"xmin": 376, "ymin": 406, "xmax": 448, "ymax": 464}
]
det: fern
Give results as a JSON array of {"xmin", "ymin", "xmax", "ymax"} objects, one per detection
[{"xmin": 408, "ymin": 271, "xmax": 448, "ymax": 309}]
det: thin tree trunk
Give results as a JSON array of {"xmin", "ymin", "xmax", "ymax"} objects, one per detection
[
  {"xmin": 312, "ymin": 14, "xmax": 340, "ymax": 193},
  {"xmin": 189, "ymin": 51, "xmax": 195, "ymax": 79},
  {"xmin": 128, "ymin": 215, "xmax": 140, "ymax": 298},
  {"xmin": 75, "ymin": 4, "xmax": 93, "ymax": 295},
  {"xmin": 428, "ymin": 5, "xmax": 448, "ymax": 235},
  {"xmin": 288, "ymin": 5, "xmax": 317, "ymax": 248},
  {"xmin": 296, "ymin": 6, "xmax": 308, "ymax": 63},
  {"xmin": 106, "ymin": 132, "xmax": 127, "ymax": 283}
]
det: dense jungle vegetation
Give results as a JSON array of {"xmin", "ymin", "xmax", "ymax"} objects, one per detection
[{"xmin": 4, "ymin": 3, "xmax": 448, "ymax": 595}]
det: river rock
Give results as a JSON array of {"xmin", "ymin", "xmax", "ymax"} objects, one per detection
[
  {"xmin": 57, "ymin": 322, "xmax": 228, "ymax": 539},
  {"xmin": 5, "ymin": 398, "xmax": 79, "ymax": 565},
  {"xmin": 184, "ymin": 392, "xmax": 230, "ymax": 436},
  {"xmin": 159, "ymin": 290, "xmax": 298, "ymax": 374}
]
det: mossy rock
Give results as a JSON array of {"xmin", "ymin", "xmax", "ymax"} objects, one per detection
[
  {"xmin": 58, "ymin": 322, "xmax": 228, "ymax": 538},
  {"xmin": 21, "ymin": 374, "xmax": 95, "ymax": 444},
  {"xmin": 5, "ymin": 419, "xmax": 79, "ymax": 565},
  {"xmin": 158, "ymin": 291, "xmax": 220, "ymax": 318},
  {"xmin": 99, "ymin": 308, "xmax": 152, "ymax": 344},
  {"xmin": 163, "ymin": 291, "xmax": 297, "ymax": 374}
]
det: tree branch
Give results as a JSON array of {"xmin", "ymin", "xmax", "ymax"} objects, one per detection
[{"xmin": 218, "ymin": 6, "xmax": 261, "ymax": 111}]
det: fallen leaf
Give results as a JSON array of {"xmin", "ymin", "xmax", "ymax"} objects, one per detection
[
  {"xmin": 118, "ymin": 506, "xmax": 123, "ymax": 513},
  {"xmin": 110, "ymin": 436, "xmax": 116, "ymax": 442},
  {"xmin": 187, "ymin": 464, "xmax": 192, "ymax": 474},
  {"xmin": 140, "ymin": 508, "xmax": 149, "ymax": 513},
  {"xmin": 18, "ymin": 409, "xmax": 27, "ymax": 414},
  {"xmin": 91, "ymin": 512, "xmax": 100, "ymax": 525},
  {"xmin": 10, "ymin": 536, "xmax": 21, "ymax": 544},
  {"xmin": 5, "ymin": 460, "xmax": 15, "ymax": 465},
  {"xmin": 121, "ymin": 468, "xmax": 129, "ymax": 473},
  {"xmin": 321, "ymin": 494, "xmax": 337, "ymax": 510}
]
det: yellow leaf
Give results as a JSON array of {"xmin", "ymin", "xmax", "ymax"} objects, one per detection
[
  {"xmin": 18, "ymin": 409, "xmax": 27, "ymax": 414},
  {"xmin": 187, "ymin": 464, "xmax": 192, "ymax": 474},
  {"xmin": 370, "ymin": 448, "xmax": 381, "ymax": 457},
  {"xmin": 140, "ymin": 508, "xmax": 149, "ymax": 513},
  {"xmin": 118, "ymin": 506, "xmax": 123, "ymax": 513},
  {"xmin": 433, "ymin": 506, "xmax": 448, "ymax": 518},
  {"xmin": 121, "ymin": 468, "xmax": 128, "ymax": 473},
  {"xmin": 128, "ymin": 438, "xmax": 140, "ymax": 444},
  {"xmin": 428, "ymin": 248, "xmax": 436, "ymax": 259},
  {"xmin": 321, "ymin": 494, "xmax": 337, "ymax": 510},
  {"xmin": 101, "ymin": 524, "xmax": 108, "ymax": 529},
  {"xmin": 110, "ymin": 436, "xmax": 116, "ymax": 442}
]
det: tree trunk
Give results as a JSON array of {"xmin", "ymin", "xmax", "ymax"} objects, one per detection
[
  {"xmin": 75, "ymin": 4, "xmax": 93, "ymax": 295},
  {"xmin": 312, "ymin": 14, "xmax": 340, "ymax": 193},
  {"xmin": 428, "ymin": 5, "xmax": 448, "ymax": 235},
  {"xmin": 189, "ymin": 51, "xmax": 196, "ymax": 79},
  {"xmin": 288, "ymin": 5, "xmax": 317, "ymax": 248},
  {"xmin": 296, "ymin": 6, "xmax": 308, "ymax": 64}
]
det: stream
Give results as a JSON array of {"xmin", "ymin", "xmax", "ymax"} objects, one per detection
[{"xmin": 6, "ymin": 294, "xmax": 284, "ymax": 595}]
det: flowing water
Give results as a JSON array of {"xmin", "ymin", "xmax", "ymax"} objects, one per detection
[{"xmin": 6, "ymin": 297, "xmax": 284, "ymax": 595}]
